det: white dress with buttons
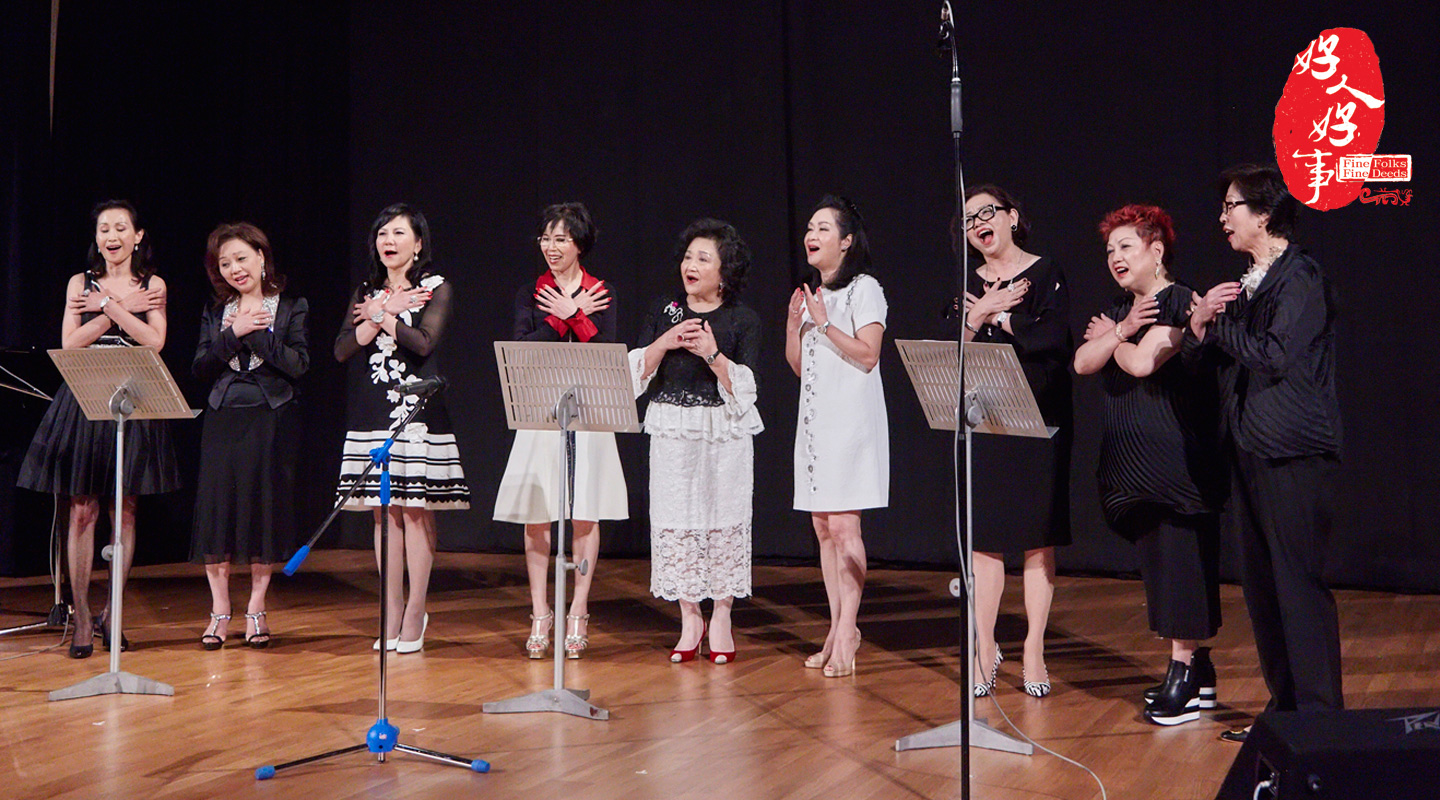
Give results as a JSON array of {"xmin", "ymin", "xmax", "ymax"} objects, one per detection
[{"xmin": 793, "ymin": 273, "xmax": 889, "ymax": 512}]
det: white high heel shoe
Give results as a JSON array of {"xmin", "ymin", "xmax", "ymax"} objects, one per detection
[{"xmin": 397, "ymin": 613, "xmax": 428, "ymax": 654}]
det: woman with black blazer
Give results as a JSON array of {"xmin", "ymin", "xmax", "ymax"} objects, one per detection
[{"xmin": 191, "ymin": 222, "xmax": 309, "ymax": 649}]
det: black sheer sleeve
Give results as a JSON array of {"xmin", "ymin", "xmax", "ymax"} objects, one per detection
[
  {"xmin": 334, "ymin": 285, "xmax": 367, "ymax": 362},
  {"xmin": 393, "ymin": 280, "xmax": 451, "ymax": 358},
  {"xmin": 193, "ymin": 304, "xmax": 244, "ymax": 382},
  {"xmin": 728, "ymin": 304, "xmax": 763, "ymax": 394},
  {"xmin": 247, "ymin": 296, "xmax": 311, "ymax": 379}
]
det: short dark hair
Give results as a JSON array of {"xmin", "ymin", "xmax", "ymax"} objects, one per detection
[
  {"xmin": 810, "ymin": 194, "xmax": 871, "ymax": 291},
  {"xmin": 205, "ymin": 222, "xmax": 286, "ymax": 306},
  {"xmin": 539, "ymin": 202, "xmax": 597, "ymax": 257},
  {"xmin": 956, "ymin": 184, "xmax": 1030, "ymax": 258},
  {"xmin": 363, "ymin": 203, "xmax": 434, "ymax": 293},
  {"xmin": 1098, "ymin": 204, "xmax": 1176, "ymax": 266},
  {"xmin": 1221, "ymin": 163, "xmax": 1297, "ymax": 240},
  {"xmin": 87, "ymin": 200, "xmax": 154, "ymax": 281},
  {"xmin": 676, "ymin": 218, "xmax": 751, "ymax": 303}
]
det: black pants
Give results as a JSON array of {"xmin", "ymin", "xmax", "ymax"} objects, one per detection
[
  {"xmin": 1231, "ymin": 447, "xmax": 1343, "ymax": 711},
  {"xmin": 1126, "ymin": 508, "xmax": 1221, "ymax": 641}
]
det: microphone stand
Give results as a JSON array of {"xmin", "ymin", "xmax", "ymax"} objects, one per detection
[{"xmin": 258, "ymin": 380, "xmax": 490, "ymax": 780}]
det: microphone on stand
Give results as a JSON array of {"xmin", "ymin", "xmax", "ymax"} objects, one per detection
[
  {"xmin": 938, "ymin": 0, "xmax": 955, "ymax": 52},
  {"xmin": 397, "ymin": 375, "xmax": 447, "ymax": 396}
]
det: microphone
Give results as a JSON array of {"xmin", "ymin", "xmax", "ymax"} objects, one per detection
[
  {"xmin": 938, "ymin": 0, "xmax": 955, "ymax": 51},
  {"xmin": 397, "ymin": 375, "xmax": 447, "ymax": 396}
]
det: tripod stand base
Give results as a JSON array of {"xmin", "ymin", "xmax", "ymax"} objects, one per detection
[
  {"xmin": 256, "ymin": 739, "xmax": 490, "ymax": 779},
  {"xmin": 0, "ymin": 604, "xmax": 69, "ymax": 636},
  {"xmin": 49, "ymin": 670, "xmax": 175, "ymax": 702},
  {"xmin": 483, "ymin": 687, "xmax": 609, "ymax": 720},
  {"xmin": 894, "ymin": 717, "xmax": 1033, "ymax": 754}
]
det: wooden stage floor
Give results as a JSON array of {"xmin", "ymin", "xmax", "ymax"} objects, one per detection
[{"xmin": 1, "ymin": 552, "xmax": 1436, "ymax": 799}]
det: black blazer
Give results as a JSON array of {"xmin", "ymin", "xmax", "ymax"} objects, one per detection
[
  {"xmin": 193, "ymin": 295, "xmax": 310, "ymax": 410},
  {"xmin": 511, "ymin": 280, "xmax": 618, "ymax": 343},
  {"xmin": 1197, "ymin": 245, "xmax": 1342, "ymax": 459}
]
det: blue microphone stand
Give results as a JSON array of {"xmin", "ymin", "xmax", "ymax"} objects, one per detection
[{"xmin": 257, "ymin": 383, "xmax": 490, "ymax": 780}]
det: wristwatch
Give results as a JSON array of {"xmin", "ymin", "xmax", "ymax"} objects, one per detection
[
  {"xmin": 98, "ymin": 295, "xmax": 111, "ymax": 311},
  {"xmin": 370, "ymin": 309, "xmax": 385, "ymax": 325},
  {"xmin": 817, "ymin": 320, "xmax": 832, "ymax": 336},
  {"xmin": 994, "ymin": 311, "xmax": 1011, "ymax": 327},
  {"xmin": 705, "ymin": 350, "xmax": 721, "ymax": 365}
]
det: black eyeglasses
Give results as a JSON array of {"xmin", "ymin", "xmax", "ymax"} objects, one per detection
[
  {"xmin": 962, "ymin": 204, "xmax": 1011, "ymax": 230},
  {"xmin": 1220, "ymin": 199, "xmax": 1249, "ymax": 215}
]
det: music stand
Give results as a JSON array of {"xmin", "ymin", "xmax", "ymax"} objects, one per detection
[
  {"xmin": 892, "ymin": 339, "xmax": 1052, "ymax": 754},
  {"xmin": 45, "ymin": 346, "xmax": 195, "ymax": 702},
  {"xmin": 483, "ymin": 341, "xmax": 639, "ymax": 721}
]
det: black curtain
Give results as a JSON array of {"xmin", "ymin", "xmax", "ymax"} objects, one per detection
[{"xmin": 5, "ymin": 2, "xmax": 1437, "ymax": 592}]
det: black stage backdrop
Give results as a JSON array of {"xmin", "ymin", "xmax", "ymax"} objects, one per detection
[{"xmin": 3, "ymin": 2, "xmax": 1437, "ymax": 592}]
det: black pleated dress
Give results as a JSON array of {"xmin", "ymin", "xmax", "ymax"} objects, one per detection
[
  {"xmin": 17, "ymin": 275, "xmax": 183, "ymax": 497},
  {"xmin": 1098, "ymin": 283, "xmax": 1227, "ymax": 640},
  {"xmin": 968, "ymin": 256, "xmax": 1073, "ymax": 552}
]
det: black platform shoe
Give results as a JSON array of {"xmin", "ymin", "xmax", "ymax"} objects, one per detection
[
  {"xmin": 1143, "ymin": 658, "xmax": 1201, "ymax": 726},
  {"xmin": 1144, "ymin": 647, "xmax": 1216, "ymax": 708}
]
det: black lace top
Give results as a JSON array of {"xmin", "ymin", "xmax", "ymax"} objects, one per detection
[{"xmin": 636, "ymin": 296, "xmax": 762, "ymax": 407}]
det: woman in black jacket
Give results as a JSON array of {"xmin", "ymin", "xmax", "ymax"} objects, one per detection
[{"xmin": 191, "ymin": 222, "xmax": 309, "ymax": 649}]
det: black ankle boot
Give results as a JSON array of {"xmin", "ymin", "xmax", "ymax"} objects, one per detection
[
  {"xmin": 1144, "ymin": 647, "xmax": 1216, "ymax": 708},
  {"xmin": 1144, "ymin": 659, "xmax": 1201, "ymax": 725}
]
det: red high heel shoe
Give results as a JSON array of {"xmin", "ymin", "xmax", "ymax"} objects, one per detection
[{"xmin": 670, "ymin": 623, "xmax": 706, "ymax": 663}]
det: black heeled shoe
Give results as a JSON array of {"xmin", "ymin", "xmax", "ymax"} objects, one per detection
[
  {"xmin": 1144, "ymin": 647, "xmax": 1216, "ymax": 708},
  {"xmin": 1144, "ymin": 658, "xmax": 1201, "ymax": 726},
  {"xmin": 96, "ymin": 609, "xmax": 131, "ymax": 652},
  {"xmin": 69, "ymin": 617, "xmax": 94, "ymax": 659}
]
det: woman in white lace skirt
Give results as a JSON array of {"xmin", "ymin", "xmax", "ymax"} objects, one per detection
[{"xmin": 630, "ymin": 219, "xmax": 763, "ymax": 664}]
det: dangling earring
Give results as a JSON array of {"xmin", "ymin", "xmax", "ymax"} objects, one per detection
[{"xmin": 261, "ymin": 266, "xmax": 267, "ymax": 281}]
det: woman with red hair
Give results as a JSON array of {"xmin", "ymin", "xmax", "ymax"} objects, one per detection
[{"xmin": 1074, "ymin": 204, "xmax": 1226, "ymax": 725}]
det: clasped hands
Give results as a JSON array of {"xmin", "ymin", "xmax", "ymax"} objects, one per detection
[
  {"xmin": 351, "ymin": 286, "xmax": 432, "ymax": 326},
  {"xmin": 659, "ymin": 317, "xmax": 719, "ymax": 361},
  {"xmin": 535, "ymin": 281, "xmax": 609, "ymax": 320},
  {"xmin": 1084, "ymin": 294, "xmax": 1159, "ymax": 342},
  {"xmin": 225, "ymin": 306, "xmax": 274, "ymax": 337},
  {"xmin": 1188, "ymin": 282, "xmax": 1242, "ymax": 338}
]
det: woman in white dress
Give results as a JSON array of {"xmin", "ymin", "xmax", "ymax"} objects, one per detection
[
  {"xmin": 494, "ymin": 202, "xmax": 627, "ymax": 659},
  {"xmin": 786, "ymin": 195, "xmax": 888, "ymax": 677},
  {"xmin": 631, "ymin": 219, "xmax": 763, "ymax": 664}
]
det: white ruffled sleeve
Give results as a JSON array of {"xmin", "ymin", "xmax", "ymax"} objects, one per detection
[
  {"xmin": 717, "ymin": 361, "xmax": 759, "ymax": 420},
  {"xmin": 628, "ymin": 347, "xmax": 655, "ymax": 398}
]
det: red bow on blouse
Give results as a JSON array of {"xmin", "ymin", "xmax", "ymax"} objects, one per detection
[{"xmin": 536, "ymin": 268, "xmax": 602, "ymax": 342}]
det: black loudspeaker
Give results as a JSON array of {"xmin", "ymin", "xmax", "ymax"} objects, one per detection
[{"xmin": 1215, "ymin": 707, "xmax": 1440, "ymax": 799}]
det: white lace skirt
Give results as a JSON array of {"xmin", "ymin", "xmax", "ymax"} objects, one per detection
[{"xmin": 648, "ymin": 433, "xmax": 753, "ymax": 602}]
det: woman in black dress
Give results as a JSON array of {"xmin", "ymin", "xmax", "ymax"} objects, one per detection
[
  {"xmin": 335, "ymin": 203, "xmax": 469, "ymax": 654},
  {"xmin": 959, "ymin": 184, "xmax": 1072, "ymax": 698},
  {"xmin": 1074, "ymin": 204, "xmax": 1225, "ymax": 725},
  {"xmin": 191, "ymin": 222, "xmax": 309, "ymax": 649},
  {"xmin": 17, "ymin": 200, "xmax": 181, "ymax": 658}
]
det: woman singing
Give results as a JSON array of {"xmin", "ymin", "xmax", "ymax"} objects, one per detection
[
  {"xmin": 191, "ymin": 222, "xmax": 309, "ymax": 649},
  {"xmin": 787, "ymin": 194, "xmax": 887, "ymax": 678},
  {"xmin": 631, "ymin": 219, "xmax": 762, "ymax": 664},
  {"xmin": 494, "ymin": 202, "xmax": 627, "ymax": 660},
  {"xmin": 17, "ymin": 200, "xmax": 181, "ymax": 658},
  {"xmin": 959, "ymin": 184, "xmax": 1072, "ymax": 698},
  {"xmin": 335, "ymin": 203, "xmax": 469, "ymax": 654},
  {"xmin": 1073, "ymin": 205, "xmax": 1224, "ymax": 725}
]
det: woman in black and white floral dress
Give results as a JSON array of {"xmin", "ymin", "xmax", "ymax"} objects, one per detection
[{"xmin": 335, "ymin": 203, "xmax": 469, "ymax": 654}]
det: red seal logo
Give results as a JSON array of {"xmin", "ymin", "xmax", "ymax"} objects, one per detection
[{"xmin": 1273, "ymin": 29, "xmax": 1386, "ymax": 211}]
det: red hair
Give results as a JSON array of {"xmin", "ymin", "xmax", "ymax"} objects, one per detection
[{"xmin": 1099, "ymin": 204, "xmax": 1175, "ymax": 266}]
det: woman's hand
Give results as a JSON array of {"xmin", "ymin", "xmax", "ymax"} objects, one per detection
[
  {"xmin": 1085, "ymin": 313, "xmax": 1117, "ymax": 342},
  {"xmin": 534, "ymin": 284, "xmax": 579, "ymax": 319},
  {"xmin": 681, "ymin": 320, "xmax": 719, "ymax": 360},
  {"xmin": 1115, "ymin": 295, "xmax": 1159, "ymax": 340},
  {"xmin": 118, "ymin": 287, "xmax": 165, "ymax": 314},
  {"xmin": 965, "ymin": 278, "xmax": 1029, "ymax": 329},
  {"xmin": 786, "ymin": 288, "xmax": 805, "ymax": 332},
  {"xmin": 573, "ymin": 281, "xmax": 610, "ymax": 317},
  {"xmin": 657, "ymin": 318, "xmax": 704, "ymax": 352},
  {"xmin": 229, "ymin": 306, "xmax": 273, "ymax": 337},
  {"xmin": 1189, "ymin": 282, "xmax": 1242, "ymax": 335},
  {"xmin": 68, "ymin": 290, "xmax": 110, "ymax": 316},
  {"xmin": 383, "ymin": 286, "xmax": 431, "ymax": 316},
  {"xmin": 801, "ymin": 284, "xmax": 828, "ymax": 327},
  {"xmin": 353, "ymin": 291, "xmax": 387, "ymax": 326}
]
